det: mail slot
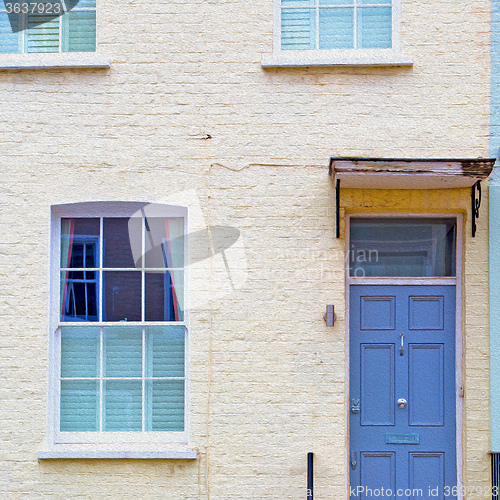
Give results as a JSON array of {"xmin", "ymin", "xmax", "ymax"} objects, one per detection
[{"xmin": 386, "ymin": 433, "xmax": 420, "ymax": 444}]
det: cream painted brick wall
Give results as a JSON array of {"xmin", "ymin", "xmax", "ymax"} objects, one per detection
[{"xmin": 0, "ymin": 0, "xmax": 492, "ymax": 497}]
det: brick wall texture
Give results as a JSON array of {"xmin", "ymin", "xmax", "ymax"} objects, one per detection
[{"xmin": 0, "ymin": 0, "xmax": 492, "ymax": 497}]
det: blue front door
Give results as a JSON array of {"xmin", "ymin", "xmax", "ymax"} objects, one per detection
[{"xmin": 349, "ymin": 285, "xmax": 456, "ymax": 499}]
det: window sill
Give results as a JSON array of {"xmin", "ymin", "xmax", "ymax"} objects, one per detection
[
  {"xmin": 0, "ymin": 53, "xmax": 111, "ymax": 70},
  {"xmin": 38, "ymin": 450, "xmax": 198, "ymax": 460},
  {"xmin": 260, "ymin": 52, "xmax": 414, "ymax": 68}
]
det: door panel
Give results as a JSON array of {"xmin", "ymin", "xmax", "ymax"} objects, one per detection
[
  {"xmin": 409, "ymin": 344, "xmax": 444, "ymax": 426},
  {"xmin": 350, "ymin": 285, "xmax": 456, "ymax": 498},
  {"xmin": 360, "ymin": 452, "xmax": 396, "ymax": 499},
  {"xmin": 360, "ymin": 344, "xmax": 395, "ymax": 426}
]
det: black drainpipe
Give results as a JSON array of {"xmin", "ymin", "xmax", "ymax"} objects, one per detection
[{"xmin": 307, "ymin": 453, "xmax": 313, "ymax": 500}]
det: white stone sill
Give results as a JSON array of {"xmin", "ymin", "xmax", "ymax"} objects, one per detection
[
  {"xmin": 38, "ymin": 450, "xmax": 198, "ymax": 460},
  {"xmin": 261, "ymin": 53, "xmax": 414, "ymax": 68},
  {"xmin": 0, "ymin": 53, "xmax": 110, "ymax": 70}
]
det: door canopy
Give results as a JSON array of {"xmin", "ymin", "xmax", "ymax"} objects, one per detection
[{"xmin": 329, "ymin": 157, "xmax": 496, "ymax": 237}]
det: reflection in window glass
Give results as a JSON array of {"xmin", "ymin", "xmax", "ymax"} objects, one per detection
[
  {"xmin": 349, "ymin": 218, "xmax": 456, "ymax": 277},
  {"xmin": 60, "ymin": 216, "xmax": 185, "ymax": 322}
]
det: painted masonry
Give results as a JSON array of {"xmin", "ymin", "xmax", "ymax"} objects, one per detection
[{"xmin": 0, "ymin": 0, "xmax": 495, "ymax": 498}]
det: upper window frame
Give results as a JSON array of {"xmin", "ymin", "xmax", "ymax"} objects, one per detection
[{"xmin": 261, "ymin": 0, "xmax": 413, "ymax": 68}]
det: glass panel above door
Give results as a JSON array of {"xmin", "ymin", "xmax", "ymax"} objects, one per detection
[{"xmin": 349, "ymin": 218, "xmax": 456, "ymax": 277}]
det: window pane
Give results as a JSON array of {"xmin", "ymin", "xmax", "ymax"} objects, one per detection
[
  {"xmin": 143, "ymin": 217, "xmax": 184, "ymax": 269},
  {"xmin": 349, "ymin": 218, "xmax": 457, "ymax": 277},
  {"xmin": 145, "ymin": 380, "xmax": 184, "ymax": 432},
  {"xmin": 281, "ymin": 0, "xmax": 313, "ymax": 5},
  {"xmin": 357, "ymin": 6, "xmax": 392, "ymax": 48},
  {"xmin": 103, "ymin": 380, "xmax": 142, "ymax": 431},
  {"xmin": 103, "ymin": 271, "xmax": 141, "ymax": 322},
  {"xmin": 61, "ymin": 326, "xmax": 99, "ymax": 377},
  {"xmin": 60, "ymin": 271, "xmax": 98, "ymax": 322},
  {"xmin": 64, "ymin": 0, "xmax": 96, "ymax": 8},
  {"xmin": 281, "ymin": 8, "xmax": 315, "ymax": 50},
  {"xmin": 319, "ymin": 7, "xmax": 354, "ymax": 49},
  {"xmin": 103, "ymin": 218, "xmax": 136, "ymax": 268},
  {"xmin": 60, "ymin": 380, "xmax": 99, "ymax": 431},
  {"xmin": 68, "ymin": 7, "xmax": 97, "ymax": 50},
  {"xmin": 61, "ymin": 218, "xmax": 99, "ymax": 268},
  {"xmin": 145, "ymin": 271, "xmax": 184, "ymax": 321},
  {"xmin": 146, "ymin": 326, "xmax": 185, "ymax": 378},
  {"xmin": 0, "ymin": 11, "xmax": 20, "ymax": 54},
  {"xmin": 27, "ymin": 14, "xmax": 59, "ymax": 53},
  {"xmin": 359, "ymin": 0, "xmax": 391, "ymax": 5},
  {"xmin": 103, "ymin": 327, "xmax": 142, "ymax": 378}
]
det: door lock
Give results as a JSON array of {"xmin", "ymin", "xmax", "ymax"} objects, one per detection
[
  {"xmin": 397, "ymin": 398, "xmax": 407, "ymax": 409},
  {"xmin": 351, "ymin": 399, "xmax": 360, "ymax": 414},
  {"xmin": 350, "ymin": 451, "xmax": 358, "ymax": 470}
]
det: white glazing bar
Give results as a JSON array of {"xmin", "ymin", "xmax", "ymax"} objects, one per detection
[
  {"xmin": 99, "ymin": 217, "xmax": 103, "ymax": 322},
  {"xmin": 315, "ymin": 0, "xmax": 319, "ymax": 50},
  {"xmin": 99, "ymin": 326, "xmax": 103, "ymax": 432},
  {"xmin": 141, "ymin": 216, "xmax": 145, "ymax": 322},
  {"xmin": 354, "ymin": 0, "xmax": 358, "ymax": 48},
  {"xmin": 142, "ymin": 326, "xmax": 146, "ymax": 432},
  {"xmin": 58, "ymin": 9, "xmax": 62, "ymax": 52}
]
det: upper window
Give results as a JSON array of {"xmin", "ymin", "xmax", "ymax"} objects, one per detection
[
  {"xmin": 51, "ymin": 204, "xmax": 187, "ymax": 446},
  {"xmin": 280, "ymin": 0, "xmax": 392, "ymax": 51},
  {"xmin": 261, "ymin": 0, "xmax": 411, "ymax": 67},
  {"xmin": 0, "ymin": 0, "xmax": 96, "ymax": 53},
  {"xmin": 349, "ymin": 218, "xmax": 457, "ymax": 278}
]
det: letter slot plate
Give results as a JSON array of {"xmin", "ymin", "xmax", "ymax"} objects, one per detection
[{"xmin": 386, "ymin": 433, "xmax": 420, "ymax": 444}]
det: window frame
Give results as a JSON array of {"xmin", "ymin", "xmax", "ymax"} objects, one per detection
[
  {"xmin": 47, "ymin": 203, "xmax": 190, "ymax": 451},
  {"xmin": 262, "ymin": 0, "xmax": 412, "ymax": 67}
]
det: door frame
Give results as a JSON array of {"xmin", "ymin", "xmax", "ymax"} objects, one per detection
[{"xmin": 344, "ymin": 212, "xmax": 464, "ymax": 499}]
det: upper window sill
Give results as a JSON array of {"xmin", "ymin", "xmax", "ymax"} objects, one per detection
[
  {"xmin": 0, "ymin": 53, "xmax": 110, "ymax": 70},
  {"xmin": 261, "ymin": 51, "xmax": 414, "ymax": 68}
]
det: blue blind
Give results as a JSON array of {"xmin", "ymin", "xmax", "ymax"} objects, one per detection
[
  {"xmin": 357, "ymin": 6, "xmax": 392, "ymax": 48},
  {"xmin": 281, "ymin": 8, "xmax": 315, "ymax": 50},
  {"xmin": 319, "ymin": 8, "xmax": 354, "ymax": 49},
  {"xmin": 104, "ymin": 380, "xmax": 143, "ymax": 431},
  {"xmin": 60, "ymin": 380, "xmax": 99, "ymax": 431},
  {"xmin": 0, "ymin": 11, "xmax": 20, "ymax": 53},
  {"xmin": 146, "ymin": 326, "xmax": 185, "ymax": 378},
  {"xmin": 61, "ymin": 327, "xmax": 99, "ymax": 378},
  {"xmin": 281, "ymin": 0, "xmax": 392, "ymax": 50},
  {"xmin": 60, "ymin": 325, "xmax": 186, "ymax": 433},
  {"xmin": 27, "ymin": 15, "xmax": 59, "ymax": 52},
  {"xmin": 63, "ymin": 11, "xmax": 95, "ymax": 52},
  {"xmin": 103, "ymin": 327, "xmax": 142, "ymax": 378},
  {"xmin": 146, "ymin": 380, "xmax": 185, "ymax": 432}
]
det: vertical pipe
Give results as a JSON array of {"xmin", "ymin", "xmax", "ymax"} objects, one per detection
[
  {"xmin": 307, "ymin": 452, "xmax": 313, "ymax": 500},
  {"xmin": 336, "ymin": 179, "xmax": 340, "ymax": 239}
]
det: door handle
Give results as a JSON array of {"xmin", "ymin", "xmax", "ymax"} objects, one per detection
[
  {"xmin": 400, "ymin": 333, "xmax": 404, "ymax": 356},
  {"xmin": 350, "ymin": 451, "xmax": 357, "ymax": 470},
  {"xmin": 397, "ymin": 398, "xmax": 407, "ymax": 409}
]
